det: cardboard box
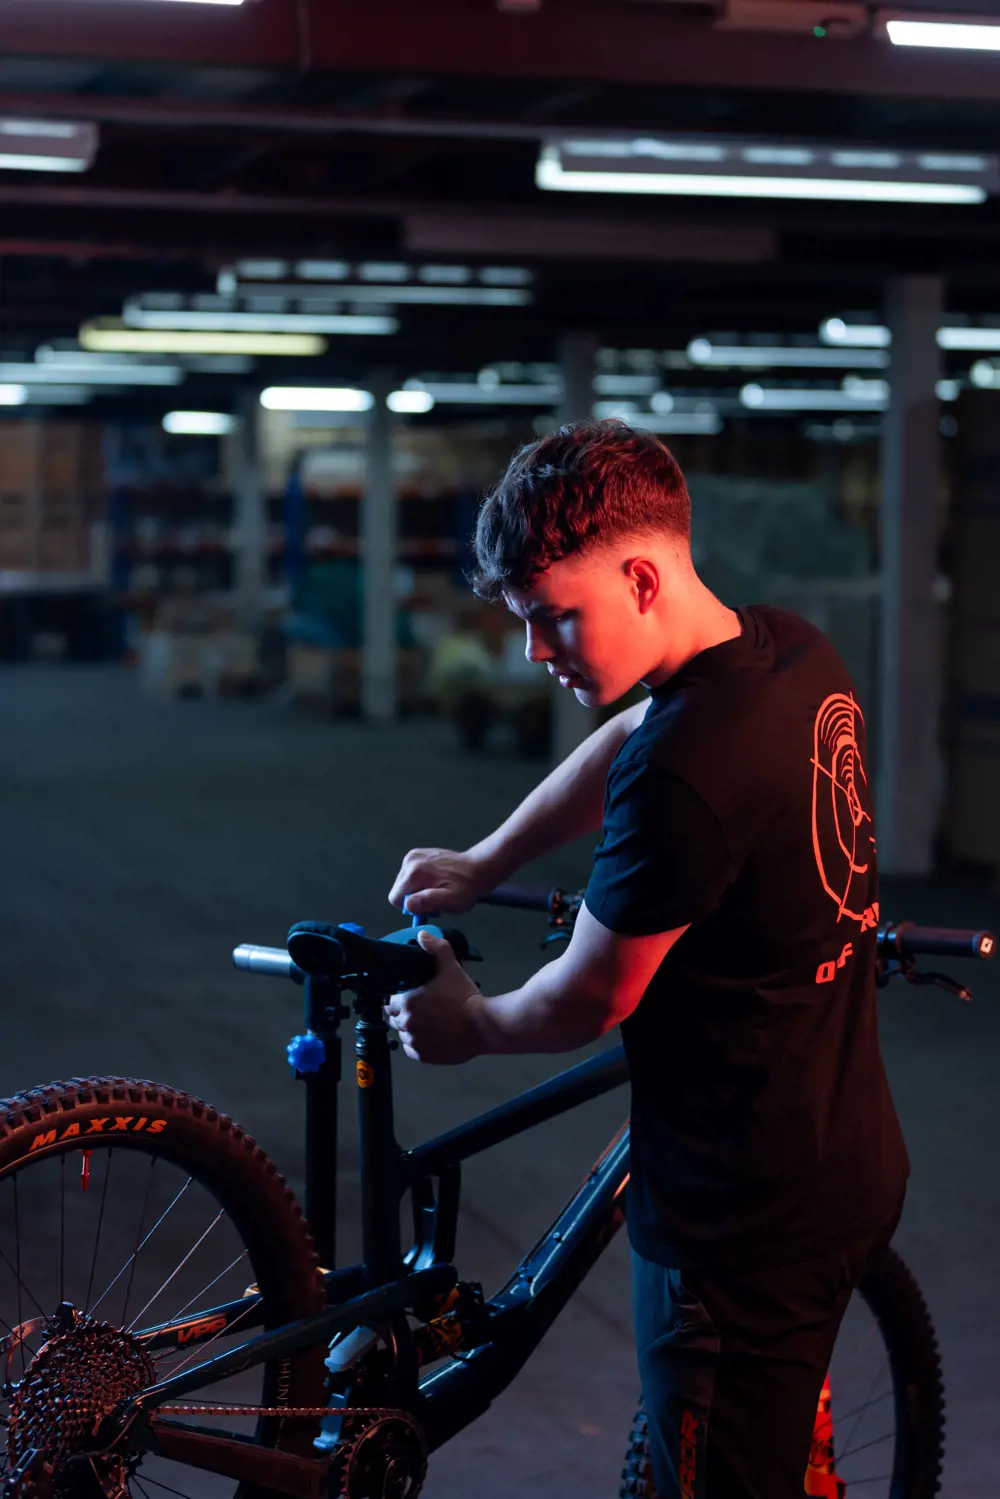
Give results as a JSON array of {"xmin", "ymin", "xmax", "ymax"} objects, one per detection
[{"xmin": 37, "ymin": 514, "xmax": 89, "ymax": 572}]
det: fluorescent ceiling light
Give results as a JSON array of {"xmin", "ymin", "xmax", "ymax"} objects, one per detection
[
  {"xmin": 19, "ymin": 387, "xmax": 93, "ymax": 406},
  {"xmin": 0, "ymin": 118, "xmax": 98, "ymax": 174},
  {"xmin": 538, "ymin": 153, "xmax": 985, "ymax": 204},
  {"xmin": 971, "ymin": 360, "xmax": 999, "ymax": 387},
  {"xmin": 593, "ymin": 399, "xmax": 721, "ymax": 435},
  {"xmin": 480, "ymin": 267, "xmax": 535, "ymax": 286},
  {"xmin": 0, "ymin": 384, "xmax": 27, "ymax": 406},
  {"xmin": 294, "ymin": 261, "xmax": 350, "ymax": 281},
  {"xmin": 593, "ymin": 374, "xmax": 664, "ymax": 395},
  {"xmin": 689, "ymin": 337, "xmax": 888, "ymax": 369},
  {"xmin": 820, "ymin": 318, "xmax": 892, "ymax": 348},
  {"xmin": 123, "ymin": 307, "xmax": 397, "ymax": 336},
  {"xmin": 741, "ymin": 383, "xmax": 889, "ymax": 411},
  {"xmin": 80, "ymin": 323, "xmax": 326, "ymax": 356},
  {"xmin": 842, "ymin": 376, "xmax": 890, "ymax": 400},
  {"xmin": 937, "ymin": 327, "xmax": 1000, "ymax": 351},
  {"xmin": 640, "ymin": 412, "xmax": 722, "ymax": 436},
  {"xmin": 537, "ymin": 138, "xmax": 995, "ymax": 204},
  {"xmin": 223, "ymin": 281, "xmax": 530, "ymax": 308},
  {"xmin": 163, "ymin": 411, "xmax": 236, "ymax": 436},
  {"xmin": 236, "ymin": 260, "xmax": 287, "ymax": 279},
  {"xmin": 884, "ymin": 18, "xmax": 1000, "ymax": 51},
  {"xmin": 403, "ymin": 380, "xmax": 562, "ymax": 406},
  {"xmin": 387, "ymin": 389, "xmax": 435, "ymax": 414},
  {"xmin": 822, "ymin": 318, "xmax": 1000, "ymax": 352},
  {"xmin": 0, "ymin": 360, "xmax": 182, "ymax": 387},
  {"xmin": 359, "ymin": 262, "xmax": 411, "ymax": 283},
  {"xmin": 260, "ymin": 387, "xmax": 374, "ymax": 413}
]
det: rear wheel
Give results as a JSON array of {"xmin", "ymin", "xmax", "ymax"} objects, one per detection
[
  {"xmin": 0, "ymin": 1077, "xmax": 327, "ymax": 1499},
  {"xmin": 619, "ymin": 1245, "xmax": 944, "ymax": 1499}
]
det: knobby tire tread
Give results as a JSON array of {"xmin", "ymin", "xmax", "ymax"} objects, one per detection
[{"xmin": 0, "ymin": 1076, "xmax": 328, "ymax": 1495}]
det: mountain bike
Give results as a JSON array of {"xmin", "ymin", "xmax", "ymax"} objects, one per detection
[{"xmin": 0, "ymin": 888, "xmax": 993, "ymax": 1499}]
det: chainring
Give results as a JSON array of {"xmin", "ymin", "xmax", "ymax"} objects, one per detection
[
  {"xmin": 6, "ymin": 1316, "xmax": 155, "ymax": 1499},
  {"xmin": 338, "ymin": 1412, "xmax": 427, "ymax": 1499}
]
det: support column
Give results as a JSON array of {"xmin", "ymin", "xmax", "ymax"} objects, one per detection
[
  {"xmin": 362, "ymin": 370, "xmax": 396, "ymax": 723},
  {"xmin": 875, "ymin": 276, "xmax": 943, "ymax": 875},
  {"xmin": 233, "ymin": 389, "xmax": 267, "ymax": 627},
  {"xmin": 944, "ymin": 391, "xmax": 1000, "ymax": 875},
  {"xmin": 551, "ymin": 331, "xmax": 600, "ymax": 765}
]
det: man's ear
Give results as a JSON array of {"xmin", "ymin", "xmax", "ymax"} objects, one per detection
[{"xmin": 625, "ymin": 556, "xmax": 660, "ymax": 614}]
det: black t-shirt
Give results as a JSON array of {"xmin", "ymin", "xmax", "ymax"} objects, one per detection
[{"xmin": 585, "ymin": 605, "xmax": 909, "ymax": 1268}]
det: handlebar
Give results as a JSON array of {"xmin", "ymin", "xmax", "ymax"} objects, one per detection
[
  {"xmin": 233, "ymin": 944, "xmax": 301, "ymax": 980},
  {"xmin": 480, "ymin": 883, "xmax": 554, "ymax": 913},
  {"xmin": 877, "ymin": 924, "xmax": 996, "ymax": 962},
  {"xmin": 233, "ymin": 891, "xmax": 995, "ymax": 1009}
]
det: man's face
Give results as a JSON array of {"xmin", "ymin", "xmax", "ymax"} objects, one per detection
[{"xmin": 503, "ymin": 548, "xmax": 652, "ymax": 708}]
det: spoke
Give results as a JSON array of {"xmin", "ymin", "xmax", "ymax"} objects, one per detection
[
  {"xmin": 150, "ymin": 1249, "xmax": 251, "ymax": 1368},
  {"xmin": 59, "ymin": 1154, "xmax": 66, "ymax": 1307},
  {"xmin": 839, "ymin": 1356, "xmax": 888, "ymax": 1461},
  {"xmin": 838, "ymin": 1431, "xmax": 895, "ymax": 1461},
  {"xmin": 12, "ymin": 1179, "xmax": 22, "ymax": 1380},
  {"xmin": 165, "ymin": 1289, "xmax": 264, "ymax": 1379},
  {"xmin": 85, "ymin": 1150, "xmax": 113, "ymax": 1315},
  {"xmin": 126, "ymin": 1210, "xmax": 225, "ymax": 1332},
  {"xmin": 121, "ymin": 1157, "xmax": 159, "ymax": 1328},
  {"xmin": 835, "ymin": 1387, "xmax": 893, "ymax": 1425},
  {"xmin": 90, "ymin": 1173, "xmax": 191, "ymax": 1319},
  {"xmin": 840, "ymin": 1477, "xmax": 892, "ymax": 1487}
]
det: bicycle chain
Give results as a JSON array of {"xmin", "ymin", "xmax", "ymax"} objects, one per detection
[{"xmin": 154, "ymin": 1404, "xmax": 427, "ymax": 1499}]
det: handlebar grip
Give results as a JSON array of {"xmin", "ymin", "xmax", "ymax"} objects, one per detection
[
  {"xmin": 879, "ymin": 924, "xmax": 997, "ymax": 961},
  {"xmin": 233, "ymin": 944, "xmax": 299, "ymax": 978},
  {"xmin": 481, "ymin": 883, "xmax": 554, "ymax": 912}
]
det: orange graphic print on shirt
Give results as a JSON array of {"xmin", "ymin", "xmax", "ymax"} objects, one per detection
[{"xmin": 810, "ymin": 692, "xmax": 875, "ymax": 926}]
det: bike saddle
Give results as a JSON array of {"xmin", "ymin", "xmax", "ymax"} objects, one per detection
[{"xmin": 287, "ymin": 921, "xmax": 479, "ymax": 993}]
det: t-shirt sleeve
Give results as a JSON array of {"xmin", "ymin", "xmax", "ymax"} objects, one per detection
[{"xmin": 584, "ymin": 761, "xmax": 736, "ymax": 937}]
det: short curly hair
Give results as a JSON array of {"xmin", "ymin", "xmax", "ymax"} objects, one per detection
[{"xmin": 470, "ymin": 419, "xmax": 691, "ymax": 602}]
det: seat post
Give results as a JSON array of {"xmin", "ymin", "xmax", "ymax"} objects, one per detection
[
  {"xmin": 354, "ymin": 987, "xmax": 404, "ymax": 1288},
  {"xmin": 303, "ymin": 973, "xmax": 346, "ymax": 1270}
]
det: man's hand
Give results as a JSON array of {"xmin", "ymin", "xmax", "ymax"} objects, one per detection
[
  {"xmin": 388, "ymin": 847, "xmax": 498, "ymax": 918},
  {"xmin": 385, "ymin": 929, "xmax": 485, "ymax": 1064}
]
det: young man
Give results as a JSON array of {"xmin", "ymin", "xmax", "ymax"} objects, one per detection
[{"xmin": 386, "ymin": 419, "xmax": 908, "ymax": 1499}]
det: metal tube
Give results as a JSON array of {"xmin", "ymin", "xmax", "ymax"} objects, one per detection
[{"xmin": 403, "ymin": 1045, "xmax": 628, "ymax": 1177}]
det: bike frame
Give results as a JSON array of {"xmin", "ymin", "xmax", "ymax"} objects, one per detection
[{"xmin": 116, "ymin": 971, "xmax": 633, "ymax": 1491}]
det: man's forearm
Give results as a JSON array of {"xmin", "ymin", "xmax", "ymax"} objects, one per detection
[
  {"xmin": 469, "ymin": 959, "xmax": 611, "ymax": 1055},
  {"xmin": 467, "ymin": 700, "xmax": 646, "ymax": 883}
]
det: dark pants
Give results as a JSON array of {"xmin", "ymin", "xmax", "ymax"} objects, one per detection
[{"xmin": 631, "ymin": 1218, "xmax": 900, "ymax": 1499}]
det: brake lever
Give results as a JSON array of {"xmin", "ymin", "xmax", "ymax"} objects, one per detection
[
  {"xmin": 911, "ymin": 970, "xmax": 973, "ymax": 1003},
  {"xmin": 876, "ymin": 956, "xmax": 972, "ymax": 1001}
]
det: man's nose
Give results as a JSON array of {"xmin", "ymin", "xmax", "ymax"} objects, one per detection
[{"xmin": 524, "ymin": 623, "xmax": 555, "ymax": 664}]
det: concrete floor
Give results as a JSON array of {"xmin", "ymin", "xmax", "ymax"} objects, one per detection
[{"xmin": 1, "ymin": 664, "xmax": 998, "ymax": 1497}]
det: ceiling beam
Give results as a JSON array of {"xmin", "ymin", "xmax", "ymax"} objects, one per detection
[{"xmin": 1, "ymin": 0, "xmax": 1000, "ymax": 105}]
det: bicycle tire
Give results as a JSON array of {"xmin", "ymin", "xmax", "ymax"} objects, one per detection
[
  {"xmin": 618, "ymin": 1245, "xmax": 944, "ymax": 1499},
  {"xmin": 0, "ymin": 1076, "xmax": 327, "ymax": 1495}
]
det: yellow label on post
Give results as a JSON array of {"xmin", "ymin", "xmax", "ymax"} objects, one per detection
[{"xmin": 356, "ymin": 1060, "xmax": 375, "ymax": 1089}]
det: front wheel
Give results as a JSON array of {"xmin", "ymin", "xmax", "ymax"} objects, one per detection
[
  {"xmin": 0, "ymin": 1076, "xmax": 328, "ymax": 1499},
  {"xmin": 619, "ymin": 1245, "xmax": 944, "ymax": 1499}
]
